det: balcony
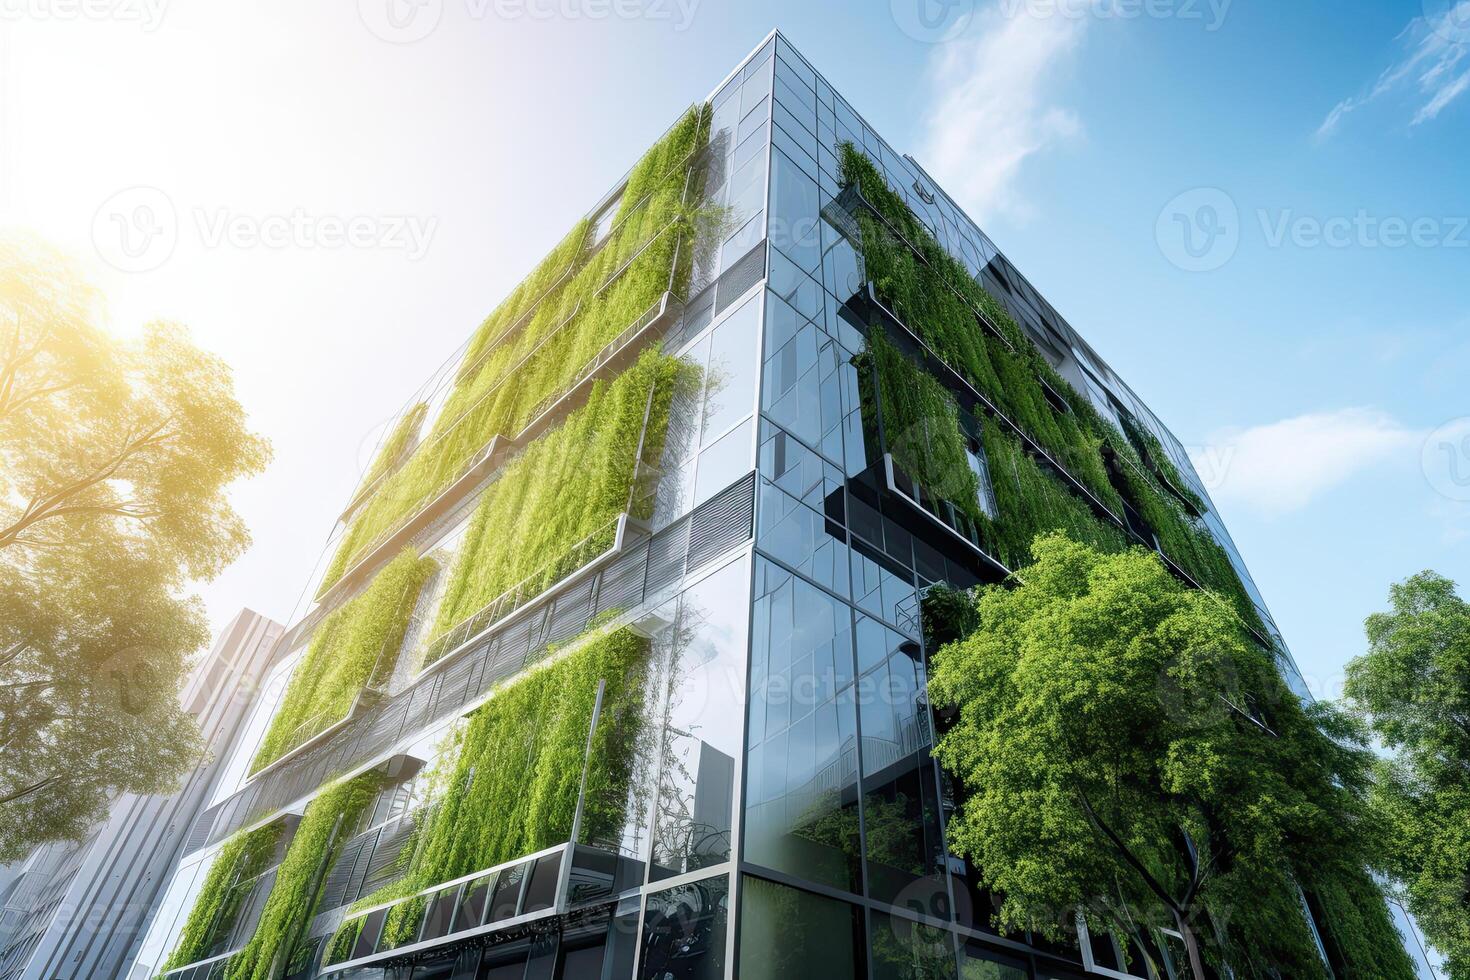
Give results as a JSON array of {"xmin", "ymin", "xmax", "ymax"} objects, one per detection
[{"xmin": 316, "ymin": 841, "xmax": 639, "ymax": 975}]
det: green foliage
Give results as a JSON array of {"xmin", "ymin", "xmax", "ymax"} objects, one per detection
[
  {"xmin": 251, "ymin": 548, "xmax": 434, "ymax": 773},
  {"xmin": 861, "ymin": 328, "xmax": 981, "ymax": 521},
  {"xmin": 428, "ymin": 350, "xmax": 690, "ymax": 645},
  {"xmin": 374, "ymin": 625, "xmax": 650, "ymax": 902},
  {"xmin": 320, "ymin": 105, "xmax": 711, "ymax": 590},
  {"xmin": 0, "ymin": 236, "xmax": 269, "ymax": 860},
  {"xmin": 837, "ymin": 145, "xmax": 1118, "ymax": 514},
  {"xmin": 378, "ymin": 894, "xmax": 426, "ymax": 950},
  {"xmin": 348, "ymin": 402, "xmax": 427, "ymax": 505},
  {"xmin": 978, "ymin": 419, "xmax": 1131, "ymax": 568},
  {"xmin": 837, "ymin": 144, "xmax": 1263, "ymax": 634},
  {"xmin": 225, "ymin": 772, "xmax": 382, "ymax": 980},
  {"xmin": 927, "ymin": 533, "xmax": 1413, "ymax": 979},
  {"xmin": 1346, "ymin": 571, "xmax": 1470, "ymax": 977},
  {"xmin": 321, "ymin": 915, "xmax": 362, "ymax": 966},
  {"xmin": 161, "ymin": 823, "xmax": 282, "ymax": 973}
]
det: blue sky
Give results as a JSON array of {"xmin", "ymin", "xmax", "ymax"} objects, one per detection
[{"xmin": 5, "ymin": 0, "xmax": 1467, "ymax": 700}]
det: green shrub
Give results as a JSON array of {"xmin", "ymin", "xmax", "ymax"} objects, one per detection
[
  {"xmin": 428, "ymin": 349, "xmax": 691, "ymax": 646},
  {"xmin": 320, "ymin": 105, "xmax": 712, "ymax": 591},
  {"xmin": 225, "ymin": 773, "xmax": 383, "ymax": 980},
  {"xmin": 251, "ymin": 549, "xmax": 434, "ymax": 773},
  {"xmin": 160, "ymin": 823, "xmax": 282, "ymax": 973}
]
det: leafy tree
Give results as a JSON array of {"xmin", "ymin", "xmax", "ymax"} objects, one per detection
[
  {"xmin": 1346, "ymin": 571, "xmax": 1470, "ymax": 977},
  {"xmin": 927, "ymin": 532, "xmax": 1413, "ymax": 979},
  {"xmin": 0, "ymin": 236, "xmax": 270, "ymax": 860}
]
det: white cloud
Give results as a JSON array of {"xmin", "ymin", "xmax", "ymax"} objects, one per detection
[
  {"xmin": 915, "ymin": 7, "xmax": 1087, "ymax": 221},
  {"xmin": 1315, "ymin": 3, "xmax": 1470, "ymax": 139},
  {"xmin": 1191, "ymin": 408, "xmax": 1419, "ymax": 516}
]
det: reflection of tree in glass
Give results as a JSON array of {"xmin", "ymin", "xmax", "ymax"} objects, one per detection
[{"xmin": 647, "ymin": 600, "xmax": 733, "ymax": 875}]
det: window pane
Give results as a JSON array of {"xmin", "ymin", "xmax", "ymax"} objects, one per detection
[
  {"xmin": 959, "ymin": 940, "xmax": 1030, "ymax": 980},
  {"xmin": 638, "ymin": 876, "xmax": 729, "ymax": 980},
  {"xmin": 702, "ymin": 296, "xmax": 760, "ymax": 445},
  {"xmin": 694, "ymin": 418, "xmax": 753, "ymax": 507},
  {"xmin": 738, "ymin": 876, "xmax": 865, "ymax": 979},
  {"xmin": 745, "ymin": 562, "xmax": 861, "ymax": 893},
  {"xmin": 856, "ymin": 618, "xmax": 947, "ymax": 909},
  {"xmin": 647, "ymin": 559, "xmax": 751, "ymax": 880},
  {"xmin": 870, "ymin": 910, "xmax": 958, "ymax": 980},
  {"xmin": 769, "ymin": 148, "xmax": 821, "ymax": 273}
]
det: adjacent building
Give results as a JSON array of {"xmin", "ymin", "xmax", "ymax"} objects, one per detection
[
  {"xmin": 0, "ymin": 610, "xmax": 283, "ymax": 980},
  {"xmin": 134, "ymin": 30, "xmax": 1436, "ymax": 980}
]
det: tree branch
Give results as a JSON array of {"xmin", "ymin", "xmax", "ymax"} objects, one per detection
[
  {"xmin": 1078, "ymin": 789, "xmax": 1185, "ymax": 916},
  {"xmin": 0, "ymin": 773, "xmax": 64, "ymax": 807}
]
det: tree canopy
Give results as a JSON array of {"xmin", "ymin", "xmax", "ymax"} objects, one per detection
[
  {"xmin": 0, "ymin": 236, "xmax": 270, "ymax": 860},
  {"xmin": 1346, "ymin": 571, "xmax": 1470, "ymax": 977},
  {"xmin": 927, "ymin": 532, "xmax": 1414, "ymax": 979}
]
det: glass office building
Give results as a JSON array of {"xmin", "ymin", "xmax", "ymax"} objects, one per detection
[{"xmin": 136, "ymin": 30, "xmax": 1412, "ymax": 980}]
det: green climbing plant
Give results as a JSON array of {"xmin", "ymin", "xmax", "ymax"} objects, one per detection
[
  {"xmin": 838, "ymin": 142, "xmax": 1263, "ymax": 634},
  {"xmin": 160, "ymin": 823, "xmax": 283, "ymax": 973},
  {"xmin": 320, "ymin": 623, "xmax": 651, "ymax": 968},
  {"xmin": 225, "ymin": 772, "xmax": 383, "ymax": 980},
  {"xmin": 860, "ymin": 329, "xmax": 981, "ymax": 522},
  {"xmin": 347, "ymin": 402, "xmax": 428, "ymax": 508},
  {"xmin": 251, "ymin": 548, "xmax": 434, "ymax": 773},
  {"xmin": 320, "ymin": 105, "xmax": 713, "ymax": 591},
  {"xmin": 427, "ymin": 349, "xmax": 692, "ymax": 648}
]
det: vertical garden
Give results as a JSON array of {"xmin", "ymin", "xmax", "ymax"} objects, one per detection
[
  {"xmin": 323, "ymin": 624, "xmax": 653, "ymax": 958},
  {"xmin": 318, "ymin": 104, "xmax": 712, "ymax": 592},
  {"xmin": 838, "ymin": 143, "xmax": 1263, "ymax": 636},
  {"xmin": 160, "ymin": 104, "xmax": 718, "ymax": 977}
]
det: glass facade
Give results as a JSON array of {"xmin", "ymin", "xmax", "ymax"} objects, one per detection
[{"xmin": 136, "ymin": 29, "xmax": 1364, "ymax": 980}]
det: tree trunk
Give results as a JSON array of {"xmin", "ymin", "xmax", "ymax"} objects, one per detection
[{"xmin": 1173, "ymin": 906, "xmax": 1207, "ymax": 980}]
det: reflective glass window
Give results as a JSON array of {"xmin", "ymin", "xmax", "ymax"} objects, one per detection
[
  {"xmin": 702, "ymin": 295, "xmax": 760, "ymax": 445},
  {"xmin": 769, "ymin": 148, "xmax": 821, "ymax": 274},
  {"xmin": 646, "ymin": 559, "xmax": 751, "ymax": 880},
  {"xmin": 638, "ymin": 876, "xmax": 729, "ymax": 980},
  {"xmin": 855, "ymin": 615, "xmax": 947, "ymax": 908},
  {"xmin": 870, "ymin": 910, "xmax": 959, "ymax": 980},
  {"xmin": 738, "ymin": 875, "xmax": 865, "ymax": 979},
  {"xmin": 745, "ymin": 561, "xmax": 861, "ymax": 892}
]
